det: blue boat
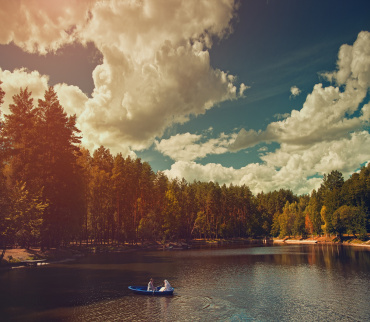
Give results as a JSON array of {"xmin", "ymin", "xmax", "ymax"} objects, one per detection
[{"xmin": 128, "ymin": 286, "xmax": 174, "ymax": 296}]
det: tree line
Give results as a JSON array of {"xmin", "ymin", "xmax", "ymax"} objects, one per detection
[
  {"xmin": 0, "ymin": 84, "xmax": 369, "ymax": 257},
  {"xmin": 271, "ymin": 168, "xmax": 370, "ymax": 240}
]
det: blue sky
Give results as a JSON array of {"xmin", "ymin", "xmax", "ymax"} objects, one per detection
[{"xmin": 0, "ymin": 0, "xmax": 370, "ymax": 195}]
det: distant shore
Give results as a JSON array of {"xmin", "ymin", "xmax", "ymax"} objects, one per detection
[
  {"xmin": 273, "ymin": 236, "xmax": 370, "ymax": 247},
  {"xmin": 0, "ymin": 238, "xmax": 261, "ymax": 267},
  {"xmin": 1, "ymin": 236, "xmax": 369, "ymax": 268}
]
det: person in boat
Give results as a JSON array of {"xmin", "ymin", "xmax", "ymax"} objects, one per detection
[
  {"xmin": 159, "ymin": 279, "xmax": 172, "ymax": 292},
  {"xmin": 147, "ymin": 278, "xmax": 155, "ymax": 291}
]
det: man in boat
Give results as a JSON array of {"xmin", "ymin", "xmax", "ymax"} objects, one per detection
[{"xmin": 147, "ymin": 278, "xmax": 155, "ymax": 291}]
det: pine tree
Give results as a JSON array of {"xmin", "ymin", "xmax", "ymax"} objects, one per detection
[
  {"xmin": 36, "ymin": 87, "xmax": 82, "ymax": 247},
  {"xmin": 0, "ymin": 81, "xmax": 9, "ymax": 260},
  {"xmin": 0, "ymin": 81, "xmax": 5, "ymax": 165},
  {"xmin": 89, "ymin": 146, "xmax": 113, "ymax": 244},
  {"xmin": 3, "ymin": 88, "xmax": 39, "ymax": 186}
]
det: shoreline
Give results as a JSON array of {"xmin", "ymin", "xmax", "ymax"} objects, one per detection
[
  {"xmin": 1, "ymin": 237, "xmax": 369, "ymax": 269},
  {"xmin": 273, "ymin": 236, "xmax": 370, "ymax": 248}
]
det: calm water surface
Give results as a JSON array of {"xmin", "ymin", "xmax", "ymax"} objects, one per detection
[{"xmin": 1, "ymin": 244, "xmax": 370, "ymax": 321}]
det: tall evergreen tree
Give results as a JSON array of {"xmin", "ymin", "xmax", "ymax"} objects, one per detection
[
  {"xmin": 36, "ymin": 87, "xmax": 82, "ymax": 247},
  {"xmin": 3, "ymin": 88, "xmax": 39, "ymax": 186},
  {"xmin": 90, "ymin": 146, "xmax": 114, "ymax": 244},
  {"xmin": 112, "ymin": 153, "xmax": 126, "ymax": 242},
  {"xmin": 318, "ymin": 170, "xmax": 345, "ymax": 234},
  {"xmin": 0, "ymin": 81, "xmax": 9, "ymax": 260},
  {"xmin": 305, "ymin": 190, "xmax": 322, "ymax": 235},
  {"xmin": 75, "ymin": 147, "xmax": 92, "ymax": 244},
  {"xmin": 0, "ymin": 81, "xmax": 5, "ymax": 165}
]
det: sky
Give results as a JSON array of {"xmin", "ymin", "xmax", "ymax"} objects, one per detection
[{"xmin": 0, "ymin": 0, "xmax": 370, "ymax": 196}]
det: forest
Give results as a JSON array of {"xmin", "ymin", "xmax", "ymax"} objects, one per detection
[{"xmin": 0, "ymin": 83, "xmax": 369, "ymax": 254}]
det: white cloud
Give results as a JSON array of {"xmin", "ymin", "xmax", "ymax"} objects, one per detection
[
  {"xmin": 79, "ymin": 39, "xmax": 244, "ymax": 152},
  {"xmin": 164, "ymin": 161, "xmax": 239, "ymax": 186},
  {"xmin": 165, "ymin": 31, "xmax": 370, "ymax": 195},
  {"xmin": 0, "ymin": 0, "xmax": 93, "ymax": 55},
  {"xmin": 80, "ymin": 0, "xmax": 245, "ymax": 152},
  {"xmin": 239, "ymin": 83, "xmax": 249, "ymax": 96},
  {"xmin": 324, "ymin": 31, "xmax": 370, "ymax": 88},
  {"xmin": 54, "ymin": 83, "xmax": 89, "ymax": 116},
  {"xmin": 0, "ymin": 68, "xmax": 49, "ymax": 114},
  {"xmin": 290, "ymin": 85, "xmax": 301, "ymax": 98},
  {"xmin": 81, "ymin": 0, "xmax": 237, "ymax": 60},
  {"xmin": 165, "ymin": 131, "xmax": 370, "ymax": 195},
  {"xmin": 155, "ymin": 132, "xmax": 235, "ymax": 161},
  {"xmin": 230, "ymin": 31, "xmax": 370, "ymax": 152},
  {"xmin": 0, "ymin": 0, "xmax": 245, "ymax": 153}
]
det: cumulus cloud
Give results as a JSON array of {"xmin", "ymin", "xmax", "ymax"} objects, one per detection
[
  {"xmin": 155, "ymin": 132, "xmax": 235, "ymax": 162},
  {"xmin": 78, "ymin": 0, "xmax": 244, "ymax": 151},
  {"xmin": 79, "ymin": 39, "xmax": 243, "ymax": 151},
  {"xmin": 230, "ymin": 31, "xmax": 370, "ymax": 152},
  {"xmin": 0, "ymin": 68, "xmax": 88, "ymax": 118},
  {"xmin": 164, "ymin": 161, "xmax": 239, "ymax": 186},
  {"xmin": 323, "ymin": 31, "xmax": 370, "ymax": 88},
  {"xmin": 165, "ymin": 31, "xmax": 370, "ymax": 194},
  {"xmin": 163, "ymin": 159, "xmax": 313, "ymax": 195},
  {"xmin": 0, "ymin": 0, "xmax": 93, "ymax": 54},
  {"xmin": 0, "ymin": 0, "xmax": 245, "ymax": 153},
  {"xmin": 54, "ymin": 83, "xmax": 88, "ymax": 116},
  {"xmin": 0, "ymin": 68, "xmax": 49, "ymax": 114},
  {"xmin": 165, "ymin": 131, "xmax": 370, "ymax": 195}
]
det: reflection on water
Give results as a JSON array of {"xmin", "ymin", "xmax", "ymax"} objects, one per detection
[{"xmin": 1, "ymin": 244, "xmax": 369, "ymax": 321}]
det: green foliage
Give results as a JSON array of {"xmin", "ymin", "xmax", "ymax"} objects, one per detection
[
  {"xmin": 321, "ymin": 205, "xmax": 330, "ymax": 236},
  {"xmin": 6, "ymin": 182, "xmax": 47, "ymax": 247},
  {"xmin": 305, "ymin": 189, "xmax": 322, "ymax": 235},
  {"xmin": 194, "ymin": 211, "xmax": 208, "ymax": 239},
  {"xmin": 333, "ymin": 205, "xmax": 366, "ymax": 238},
  {"xmin": 271, "ymin": 212, "xmax": 281, "ymax": 237},
  {"xmin": 138, "ymin": 211, "xmax": 160, "ymax": 241},
  {"xmin": 6, "ymin": 255, "xmax": 20, "ymax": 264}
]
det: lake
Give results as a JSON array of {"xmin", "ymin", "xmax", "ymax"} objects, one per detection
[{"xmin": 1, "ymin": 244, "xmax": 369, "ymax": 321}]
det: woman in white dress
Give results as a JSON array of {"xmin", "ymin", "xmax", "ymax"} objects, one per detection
[{"xmin": 160, "ymin": 279, "xmax": 172, "ymax": 292}]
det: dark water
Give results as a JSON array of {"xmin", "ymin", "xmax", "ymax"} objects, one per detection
[{"xmin": 1, "ymin": 244, "xmax": 370, "ymax": 321}]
